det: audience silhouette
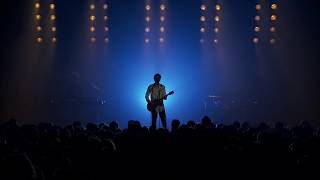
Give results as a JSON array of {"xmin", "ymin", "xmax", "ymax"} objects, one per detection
[{"xmin": 1, "ymin": 117, "xmax": 319, "ymax": 179}]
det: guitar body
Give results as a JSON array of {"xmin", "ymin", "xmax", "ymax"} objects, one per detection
[{"xmin": 147, "ymin": 91, "xmax": 174, "ymax": 112}]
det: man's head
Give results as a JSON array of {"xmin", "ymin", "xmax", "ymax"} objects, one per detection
[{"xmin": 154, "ymin": 73, "xmax": 161, "ymax": 83}]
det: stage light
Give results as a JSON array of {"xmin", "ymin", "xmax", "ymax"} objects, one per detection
[
  {"xmin": 103, "ymin": 4, "xmax": 108, "ymax": 10},
  {"xmin": 254, "ymin": 26, "xmax": 261, "ymax": 32},
  {"xmin": 50, "ymin": 15, "xmax": 56, "ymax": 21},
  {"xmin": 253, "ymin": 37, "xmax": 259, "ymax": 43},
  {"xmin": 145, "ymin": 4, "xmax": 151, "ymax": 11},
  {"xmin": 104, "ymin": 16, "xmax": 108, "ymax": 21},
  {"xmin": 160, "ymin": 4, "xmax": 166, "ymax": 11},
  {"xmin": 52, "ymin": 37, "xmax": 57, "ymax": 43},
  {"xmin": 200, "ymin": 38, "xmax": 204, "ymax": 43},
  {"xmin": 104, "ymin": 27, "xmax": 109, "ymax": 32},
  {"xmin": 214, "ymin": 16, "xmax": 220, "ymax": 22},
  {"xmin": 51, "ymin": 26, "xmax": 57, "ymax": 32},
  {"xmin": 90, "ymin": 37, "xmax": 96, "ymax": 42},
  {"xmin": 37, "ymin": 37, "xmax": 43, "ymax": 43},
  {"xmin": 36, "ymin": 26, "xmax": 42, "ymax": 32},
  {"xmin": 200, "ymin": 16, "xmax": 206, "ymax": 22},
  {"xmin": 200, "ymin": 27, "xmax": 206, "ymax": 33},
  {"xmin": 214, "ymin": 27, "xmax": 219, "ymax": 33},
  {"xmin": 214, "ymin": 39, "xmax": 218, "ymax": 44},
  {"xmin": 255, "ymin": 15, "xmax": 261, "ymax": 21},
  {"xmin": 270, "ymin": 27, "xmax": 276, "ymax": 33},
  {"xmin": 271, "ymin": 15, "xmax": 277, "ymax": 21},
  {"xmin": 50, "ymin": 3, "xmax": 55, "ymax": 10},
  {"xmin": 145, "ymin": 27, "xmax": 150, "ymax": 33},
  {"xmin": 200, "ymin": 4, "xmax": 206, "ymax": 11},
  {"xmin": 35, "ymin": 3, "xmax": 40, "ymax": 9},
  {"xmin": 215, "ymin": 4, "xmax": 221, "ymax": 11},
  {"xmin": 104, "ymin": 38, "xmax": 109, "ymax": 43},
  {"xmin": 35, "ymin": 14, "xmax": 41, "ymax": 20},
  {"xmin": 160, "ymin": 16, "xmax": 165, "ymax": 22},
  {"xmin": 270, "ymin": 38, "xmax": 276, "ymax": 44},
  {"xmin": 160, "ymin": 27, "xmax": 165, "ymax": 33},
  {"xmin": 271, "ymin": 3, "xmax": 278, "ymax": 10},
  {"xmin": 90, "ymin": 26, "xmax": 95, "ymax": 32},
  {"xmin": 145, "ymin": 16, "xmax": 151, "ymax": 22},
  {"xmin": 256, "ymin": 4, "xmax": 262, "ymax": 11},
  {"xmin": 159, "ymin": 37, "xmax": 164, "ymax": 43},
  {"xmin": 90, "ymin": 15, "xmax": 96, "ymax": 21},
  {"xmin": 145, "ymin": 38, "xmax": 150, "ymax": 44},
  {"xmin": 90, "ymin": 4, "xmax": 95, "ymax": 10}
]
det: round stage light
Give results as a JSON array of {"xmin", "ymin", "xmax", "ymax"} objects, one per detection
[
  {"xmin": 270, "ymin": 38, "xmax": 276, "ymax": 44},
  {"xmin": 37, "ymin": 37, "xmax": 43, "ymax": 43},
  {"xmin": 160, "ymin": 16, "xmax": 165, "ymax": 22},
  {"xmin": 52, "ymin": 26, "xmax": 57, "ymax": 32},
  {"xmin": 270, "ymin": 27, "xmax": 276, "ymax": 33},
  {"xmin": 90, "ymin": 4, "xmax": 95, "ymax": 10},
  {"xmin": 271, "ymin": 15, "xmax": 277, "ymax": 21},
  {"xmin": 104, "ymin": 27, "xmax": 109, "ymax": 32},
  {"xmin": 200, "ymin": 27, "xmax": 206, "ymax": 33},
  {"xmin": 104, "ymin": 38, "xmax": 109, "ymax": 43},
  {"xmin": 90, "ymin": 37, "xmax": 96, "ymax": 42},
  {"xmin": 256, "ymin": 4, "xmax": 262, "ymax": 11},
  {"xmin": 50, "ymin": 3, "xmax": 55, "ymax": 10},
  {"xmin": 35, "ymin": 14, "xmax": 41, "ymax": 20},
  {"xmin": 145, "ymin": 4, "xmax": 151, "ymax": 11},
  {"xmin": 200, "ymin": 4, "xmax": 206, "ymax": 11},
  {"xmin": 35, "ymin": 3, "xmax": 40, "ymax": 9},
  {"xmin": 215, "ymin": 4, "xmax": 221, "ymax": 11},
  {"xmin": 145, "ymin": 38, "xmax": 150, "ymax": 44},
  {"xmin": 50, "ymin": 15, "xmax": 56, "ymax": 21},
  {"xmin": 254, "ymin": 26, "xmax": 261, "ymax": 32},
  {"xmin": 159, "ymin": 37, "xmax": 164, "ymax": 43},
  {"xmin": 90, "ymin": 26, "xmax": 95, "ymax": 32},
  {"xmin": 255, "ymin": 15, "xmax": 261, "ymax": 21},
  {"xmin": 145, "ymin": 27, "xmax": 150, "ymax": 33},
  {"xmin": 214, "ymin": 16, "xmax": 220, "ymax": 22},
  {"xmin": 160, "ymin": 27, "xmax": 165, "ymax": 33},
  {"xmin": 36, "ymin": 26, "xmax": 42, "ymax": 32},
  {"xmin": 145, "ymin": 16, "xmax": 151, "ymax": 22},
  {"xmin": 103, "ymin": 4, "xmax": 108, "ymax": 10},
  {"xmin": 214, "ymin": 39, "xmax": 218, "ymax": 44},
  {"xmin": 214, "ymin": 27, "xmax": 219, "ymax": 33},
  {"xmin": 253, "ymin": 37, "xmax": 259, "ymax": 44},
  {"xmin": 200, "ymin": 16, "xmax": 206, "ymax": 22},
  {"xmin": 90, "ymin": 15, "xmax": 96, "ymax": 21},
  {"xmin": 200, "ymin": 38, "xmax": 204, "ymax": 43},
  {"xmin": 104, "ymin": 16, "xmax": 108, "ymax": 21},
  {"xmin": 271, "ymin": 3, "xmax": 278, "ymax": 10},
  {"xmin": 52, "ymin": 37, "xmax": 57, "ymax": 43},
  {"xmin": 160, "ymin": 4, "xmax": 166, "ymax": 11}
]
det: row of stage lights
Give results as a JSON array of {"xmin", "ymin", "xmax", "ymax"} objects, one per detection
[
  {"xmin": 200, "ymin": 2, "xmax": 221, "ymax": 44},
  {"xmin": 253, "ymin": 2, "xmax": 278, "ymax": 44},
  {"xmin": 144, "ymin": 1, "xmax": 166, "ymax": 44},
  {"xmin": 35, "ymin": 1, "xmax": 57, "ymax": 43},
  {"xmin": 34, "ymin": 1, "xmax": 279, "ymax": 45},
  {"xmin": 89, "ymin": 1, "xmax": 109, "ymax": 43}
]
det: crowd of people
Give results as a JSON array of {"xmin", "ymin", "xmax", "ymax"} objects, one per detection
[{"xmin": 1, "ymin": 117, "xmax": 319, "ymax": 179}]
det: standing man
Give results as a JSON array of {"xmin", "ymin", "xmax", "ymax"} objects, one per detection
[{"xmin": 145, "ymin": 73, "xmax": 167, "ymax": 130}]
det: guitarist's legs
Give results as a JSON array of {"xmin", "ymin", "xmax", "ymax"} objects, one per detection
[
  {"xmin": 159, "ymin": 110, "xmax": 167, "ymax": 129},
  {"xmin": 151, "ymin": 110, "xmax": 158, "ymax": 130}
]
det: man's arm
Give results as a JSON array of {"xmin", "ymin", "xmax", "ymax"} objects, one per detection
[{"xmin": 145, "ymin": 85, "xmax": 151, "ymax": 103}]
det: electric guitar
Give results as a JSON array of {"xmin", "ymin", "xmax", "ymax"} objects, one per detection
[{"xmin": 147, "ymin": 91, "xmax": 174, "ymax": 111}]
